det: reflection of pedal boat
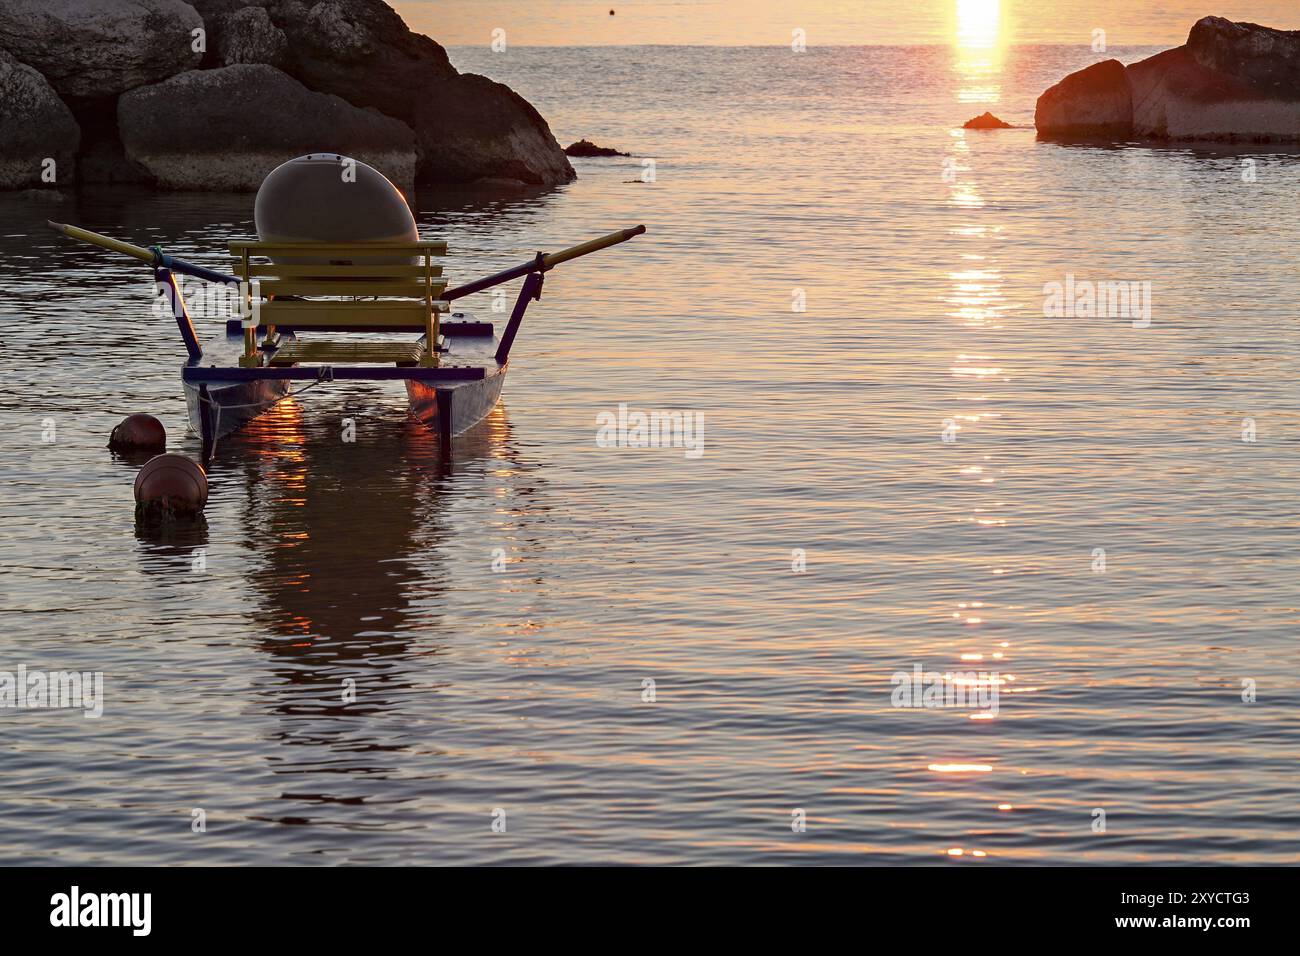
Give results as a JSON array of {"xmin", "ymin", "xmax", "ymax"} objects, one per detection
[{"xmin": 47, "ymin": 154, "xmax": 646, "ymax": 457}]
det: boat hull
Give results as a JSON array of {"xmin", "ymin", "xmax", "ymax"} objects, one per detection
[
  {"xmin": 406, "ymin": 362, "xmax": 507, "ymax": 454},
  {"xmin": 184, "ymin": 376, "xmax": 291, "ymax": 446},
  {"xmin": 179, "ymin": 319, "xmax": 502, "ymax": 456}
]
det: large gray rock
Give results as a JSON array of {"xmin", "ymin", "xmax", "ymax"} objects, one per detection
[
  {"xmin": 1187, "ymin": 16, "xmax": 1300, "ymax": 93},
  {"xmin": 188, "ymin": 0, "xmax": 260, "ymax": 14},
  {"xmin": 1037, "ymin": 18, "xmax": 1300, "ymax": 143},
  {"xmin": 118, "ymin": 64, "xmax": 417, "ymax": 190},
  {"xmin": 1127, "ymin": 45, "xmax": 1300, "ymax": 142},
  {"xmin": 0, "ymin": 0, "xmax": 204, "ymax": 100},
  {"xmin": 262, "ymin": 0, "xmax": 575, "ymax": 186},
  {"xmin": 0, "ymin": 50, "xmax": 80, "ymax": 189},
  {"xmin": 212, "ymin": 7, "xmax": 287, "ymax": 66},
  {"xmin": 1034, "ymin": 59, "xmax": 1132, "ymax": 138},
  {"xmin": 410, "ymin": 71, "xmax": 577, "ymax": 186},
  {"xmin": 77, "ymin": 140, "xmax": 153, "ymax": 185}
]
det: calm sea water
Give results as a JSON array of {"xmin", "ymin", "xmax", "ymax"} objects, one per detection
[{"xmin": 1, "ymin": 45, "xmax": 1298, "ymax": 865}]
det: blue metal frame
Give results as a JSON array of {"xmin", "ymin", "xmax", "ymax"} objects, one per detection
[
  {"xmin": 148, "ymin": 245, "xmax": 239, "ymax": 287},
  {"xmin": 443, "ymin": 251, "xmax": 546, "ymax": 301},
  {"xmin": 495, "ymin": 271, "xmax": 544, "ymax": 365},
  {"xmin": 181, "ymin": 365, "xmax": 487, "ymax": 383},
  {"xmin": 436, "ymin": 389, "xmax": 454, "ymax": 458},
  {"xmin": 156, "ymin": 266, "xmax": 203, "ymax": 361}
]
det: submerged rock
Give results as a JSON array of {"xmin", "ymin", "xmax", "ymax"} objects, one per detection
[
  {"xmin": 963, "ymin": 112, "xmax": 1012, "ymax": 129},
  {"xmin": 0, "ymin": 50, "xmax": 80, "ymax": 189},
  {"xmin": 565, "ymin": 139, "xmax": 632, "ymax": 156},
  {"xmin": 1037, "ymin": 18, "xmax": 1300, "ymax": 143},
  {"xmin": 0, "ymin": 0, "xmax": 203, "ymax": 100},
  {"xmin": 474, "ymin": 177, "xmax": 530, "ymax": 189},
  {"xmin": 118, "ymin": 65, "xmax": 417, "ymax": 191},
  {"xmin": 12, "ymin": 189, "xmax": 67, "ymax": 202},
  {"xmin": 77, "ymin": 138, "xmax": 154, "ymax": 185}
]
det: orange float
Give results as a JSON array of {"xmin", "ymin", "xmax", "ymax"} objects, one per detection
[
  {"xmin": 108, "ymin": 413, "xmax": 166, "ymax": 451},
  {"xmin": 133, "ymin": 454, "xmax": 208, "ymax": 518}
]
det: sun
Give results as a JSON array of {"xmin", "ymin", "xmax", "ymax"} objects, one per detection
[
  {"xmin": 956, "ymin": 0, "xmax": 1002, "ymax": 50},
  {"xmin": 952, "ymin": 0, "xmax": 1006, "ymax": 101}
]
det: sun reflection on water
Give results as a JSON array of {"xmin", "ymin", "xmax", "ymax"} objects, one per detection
[{"xmin": 953, "ymin": 0, "xmax": 1005, "ymax": 104}]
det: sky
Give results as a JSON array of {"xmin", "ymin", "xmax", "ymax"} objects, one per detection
[{"xmin": 398, "ymin": 0, "xmax": 1300, "ymax": 46}]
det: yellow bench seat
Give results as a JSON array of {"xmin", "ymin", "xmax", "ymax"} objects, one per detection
[
  {"xmin": 257, "ymin": 299, "xmax": 447, "ymax": 329},
  {"xmin": 228, "ymin": 239, "xmax": 450, "ymax": 361},
  {"xmin": 268, "ymin": 340, "xmax": 427, "ymax": 367}
]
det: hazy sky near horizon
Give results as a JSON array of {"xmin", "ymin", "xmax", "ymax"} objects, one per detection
[{"xmin": 398, "ymin": 1, "xmax": 1300, "ymax": 46}]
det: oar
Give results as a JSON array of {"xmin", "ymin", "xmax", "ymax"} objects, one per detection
[
  {"xmin": 443, "ymin": 224, "xmax": 647, "ymax": 301},
  {"xmin": 47, "ymin": 220, "xmax": 648, "ymax": 298},
  {"xmin": 542, "ymin": 224, "xmax": 647, "ymax": 269},
  {"xmin": 46, "ymin": 220, "xmax": 239, "ymax": 286}
]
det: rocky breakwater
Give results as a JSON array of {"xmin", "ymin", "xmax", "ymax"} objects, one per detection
[
  {"xmin": 0, "ymin": 0, "xmax": 575, "ymax": 191},
  {"xmin": 1036, "ymin": 17, "xmax": 1300, "ymax": 143}
]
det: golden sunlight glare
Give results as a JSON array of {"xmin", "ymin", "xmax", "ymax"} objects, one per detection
[{"xmin": 956, "ymin": 0, "xmax": 1002, "ymax": 49}]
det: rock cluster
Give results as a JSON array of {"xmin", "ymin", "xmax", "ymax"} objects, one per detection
[
  {"xmin": 0, "ymin": 0, "xmax": 575, "ymax": 190},
  {"xmin": 1036, "ymin": 17, "xmax": 1300, "ymax": 143},
  {"xmin": 565, "ymin": 139, "xmax": 631, "ymax": 157},
  {"xmin": 963, "ymin": 112, "xmax": 1012, "ymax": 129}
]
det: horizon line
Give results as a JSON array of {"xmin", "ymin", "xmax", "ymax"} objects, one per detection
[{"xmin": 444, "ymin": 41, "xmax": 1178, "ymax": 49}]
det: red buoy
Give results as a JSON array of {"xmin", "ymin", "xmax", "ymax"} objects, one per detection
[
  {"xmin": 134, "ymin": 454, "xmax": 208, "ymax": 519},
  {"xmin": 109, "ymin": 414, "xmax": 166, "ymax": 451}
]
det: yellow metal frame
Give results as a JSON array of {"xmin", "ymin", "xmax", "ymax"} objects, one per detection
[{"xmin": 228, "ymin": 240, "xmax": 448, "ymax": 367}]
